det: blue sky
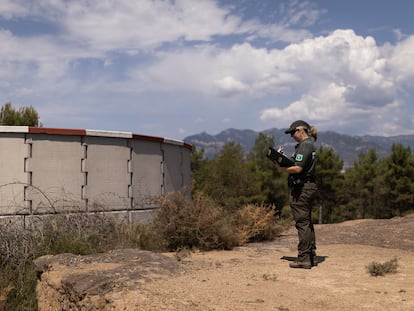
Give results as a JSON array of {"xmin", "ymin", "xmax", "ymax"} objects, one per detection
[{"xmin": 1, "ymin": 0, "xmax": 413, "ymax": 140}]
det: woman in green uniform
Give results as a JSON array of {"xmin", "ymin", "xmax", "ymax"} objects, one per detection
[{"xmin": 276, "ymin": 120, "xmax": 318, "ymax": 269}]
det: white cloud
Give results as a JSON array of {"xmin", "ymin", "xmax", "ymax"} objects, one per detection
[
  {"xmin": 59, "ymin": 0, "xmax": 244, "ymax": 51},
  {"xmin": 0, "ymin": 0, "xmax": 319, "ymax": 52},
  {"xmin": 0, "ymin": 0, "xmax": 413, "ymax": 137},
  {"xmin": 261, "ymin": 83, "xmax": 347, "ymax": 125},
  {"xmin": 0, "ymin": 0, "xmax": 312, "ymax": 96},
  {"xmin": 259, "ymin": 29, "xmax": 401, "ymax": 132},
  {"xmin": 1, "ymin": 0, "xmax": 245, "ymax": 50},
  {"xmin": 0, "ymin": 31, "xmax": 60, "ymax": 87},
  {"xmin": 231, "ymin": 0, "xmax": 321, "ymax": 43},
  {"xmin": 246, "ymin": 23, "xmax": 312, "ymax": 44},
  {"xmin": 279, "ymin": 0, "xmax": 324, "ymax": 27},
  {"xmin": 388, "ymin": 35, "xmax": 414, "ymax": 85},
  {"xmin": 128, "ymin": 42, "xmax": 298, "ymax": 97},
  {"xmin": 0, "ymin": 29, "xmax": 104, "ymax": 100},
  {"xmin": 214, "ymin": 76, "xmax": 248, "ymax": 97},
  {"xmin": 129, "ymin": 29, "xmax": 397, "ymax": 116},
  {"xmin": 0, "ymin": 0, "xmax": 29, "ymax": 18}
]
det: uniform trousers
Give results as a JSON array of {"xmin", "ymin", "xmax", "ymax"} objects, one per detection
[{"xmin": 290, "ymin": 182, "xmax": 318, "ymax": 261}]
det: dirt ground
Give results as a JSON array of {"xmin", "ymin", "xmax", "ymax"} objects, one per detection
[
  {"xmin": 34, "ymin": 214, "xmax": 414, "ymax": 310},
  {"xmin": 139, "ymin": 214, "xmax": 414, "ymax": 311}
]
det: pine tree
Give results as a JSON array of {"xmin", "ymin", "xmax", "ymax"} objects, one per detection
[
  {"xmin": 246, "ymin": 133, "xmax": 288, "ymax": 210},
  {"xmin": 381, "ymin": 144, "xmax": 414, "ymax": 216},
  {"xmin": 197, "ymin": 142, "xmax": 258, "ymax": 210},
  {"xmin": 316, "ymin": 146, "xmax": 344, "ymax": 223},
  {"xmin": 342, "ymin": 149, "xmax": 380, "ymax": 218},
  {"xmin": 0, "ymin": 103, "xmax": 40, "ymax": 126}
]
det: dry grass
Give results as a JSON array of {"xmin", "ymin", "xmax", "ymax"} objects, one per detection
[
  {"xmin": 236, "ymin": 204, "xmax": 289, "ymax": 243},
  {"xmin": 152, "ymin": 191, "xmax": 288, "ymax": 251},
  {"xmin": 0, "ymin": 214, "xmax": 152, "ymax": 310},
  {"xmin": 152, "ymin": 191, "xmax": 242, "ymax": 250},
  {"xmin": 0, "ymin": 190, "xmax": 288, "ymax": 310}
]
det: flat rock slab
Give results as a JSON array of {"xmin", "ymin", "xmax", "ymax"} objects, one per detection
[{"xmin": 34, "ymin": 249, "xmax": 180, "ymax": 310}]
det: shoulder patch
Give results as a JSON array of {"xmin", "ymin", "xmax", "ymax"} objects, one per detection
[{"xmin": 295, "ymin": 154, "xmax": 303, "ymax": 161}]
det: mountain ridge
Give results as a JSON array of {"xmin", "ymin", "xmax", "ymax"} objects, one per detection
[{"xmin": 184, "ymin": 128, "xmax": 414, "ymax": 169}]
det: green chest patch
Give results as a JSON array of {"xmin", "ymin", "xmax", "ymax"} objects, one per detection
[{"xmin": 295, "ymin": 154, "xmax": 303, "ymax": 162}]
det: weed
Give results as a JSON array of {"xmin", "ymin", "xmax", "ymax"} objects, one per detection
[
  {"xmin": 174, "ymin": 247, "xmax": 192, "ymax": 261},
  {"xmin": 367, "ymin": 257, "xmax": 399, "ymax": 276}
]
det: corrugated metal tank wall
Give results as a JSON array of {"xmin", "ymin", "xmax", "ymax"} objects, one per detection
[{"xmin": 0, "ymin": 126, "xmax": 192, "ymax": 224}]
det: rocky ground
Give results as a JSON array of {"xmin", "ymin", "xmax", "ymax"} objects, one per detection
[{"xmin": 35, "ymin": 214, "xmax": 414, "ymax": 310}]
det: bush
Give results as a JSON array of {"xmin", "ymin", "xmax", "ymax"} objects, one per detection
[
  {"xmin": 236, "ymin": 204, "xmax": 288, "ymax": 242},
  {"xmin": 152, "ymin": 192, "xmax": 289, "ymax": 251},
  {"xmin": 366, "ymin": 257, "xmax": 399, "ymax": 276},
  {"xmin": 152, "ymin": 191, "xmax": 244, "ymax": 250}
]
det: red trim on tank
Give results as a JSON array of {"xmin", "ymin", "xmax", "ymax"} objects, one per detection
[
  {"xmin": 29, "ymin": 127, "xmax": 86, "ymax": 136},
  {"xmin": 132, "ymin": 133, "xmax": 164, "ymax": 143}
]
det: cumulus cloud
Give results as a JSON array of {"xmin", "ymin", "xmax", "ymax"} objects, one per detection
[
  {"xmin": 388, "ymin": 35, "xmax": 414, "ymax": 85},
  {"xmin": 0, "ymin": 0, "xmax": 413, "ymax": 136},
  {"xmin": 131, "ymin": 29, "xmax": 399, "ymax": 122},
  {"xmin": 128, "ymin": 42, "xmax": 299, "ymax": 97},
  {"xmin": 259, "ymin": 29, "xmax": 405, "ymax": 133}
]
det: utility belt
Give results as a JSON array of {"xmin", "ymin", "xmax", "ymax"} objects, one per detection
[{"xmin": 288, "ymin": 175, "xmax": 315, "ymax": 188}]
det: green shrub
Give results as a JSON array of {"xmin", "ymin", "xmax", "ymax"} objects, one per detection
[
  {"xmin": 280, "ymin": 205, "xmax": 293, "ymax": 220},
  {"xmin": 366, "ymin": 257, "xmax": 399, "ymax": 276}
]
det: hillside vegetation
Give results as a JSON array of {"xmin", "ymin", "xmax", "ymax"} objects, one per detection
[
  {"xmin": 191, "ymin": 133, "xmax": 414, "ymax": 222},
  {"xmin": 185, "ymin": 128, "xmax": 414, "ymax": 168}
]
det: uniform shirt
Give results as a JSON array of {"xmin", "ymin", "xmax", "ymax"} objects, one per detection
[{"xmin": 292, "ymin": 137, "xmax": 316, "ymax": 182}]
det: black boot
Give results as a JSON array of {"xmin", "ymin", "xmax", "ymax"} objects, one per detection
[
  {"xmin": 311, "ymin": 252, "xmax": 317, "ymax": 266},
  {"xmin": 289, "ymin": 259, "xmax": 312, "ymax": 269}
]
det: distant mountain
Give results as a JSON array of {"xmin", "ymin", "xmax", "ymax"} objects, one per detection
[{"xmin": 184, "ymin": 128, "xmax": 414, "ymax": 169}]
